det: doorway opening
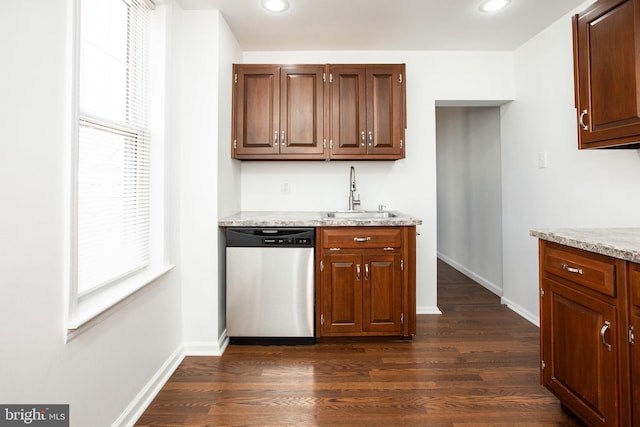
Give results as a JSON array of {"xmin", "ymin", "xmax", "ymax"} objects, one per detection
[{"xmin": 435, "ymin": 106, "xmax": 504, "ymax": 301}]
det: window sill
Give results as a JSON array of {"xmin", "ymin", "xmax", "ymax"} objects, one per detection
[{"xmin": 66, "ymin": 264, "xmax": 175, "ymax": 342}]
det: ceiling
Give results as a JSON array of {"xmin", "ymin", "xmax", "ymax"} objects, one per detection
[{"xmin": 175, "ymin": 0, "xmax": 589, "ymax": 51}]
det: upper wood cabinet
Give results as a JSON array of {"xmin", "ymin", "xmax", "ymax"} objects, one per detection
[
  {"xmin": 232, "ymin": 64, "xmax": 327, "ymax": 160},
  {"xmin": 231, "ymin": 63, "xmax": 406, "ymax": 160},
  {"xmin": 329, "ymin": 64, "xmax": 405, "ymax": 159},
  {"xmin": 573, "ymin": 0, "xmax": 640, "ymax": 148}
]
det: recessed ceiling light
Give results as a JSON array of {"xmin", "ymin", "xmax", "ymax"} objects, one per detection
[
  {"xmin": 478, "ymin": 0, "xmax": 511, "ymax": 13},
  {"xmin": 262, "ymin": 0, "xmax": 289, "ymax": 12}
]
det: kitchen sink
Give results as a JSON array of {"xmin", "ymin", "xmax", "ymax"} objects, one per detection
[{"xmin": 326, "ymin": 210, "xmax": 397, "ymax": 219}]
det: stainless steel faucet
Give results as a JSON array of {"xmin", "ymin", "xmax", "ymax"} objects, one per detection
[{"xmin": 348, "ymin": 166, "xmax": 361, "ymax": 211}]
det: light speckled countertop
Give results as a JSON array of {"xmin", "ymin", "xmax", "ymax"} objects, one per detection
[
  {"xmin": 530, "ymin": 228, "xmax": 640, "ymax": 263},
  {"xmin": 218, "ymin": 211, "xmax": 422, "ymax": 227}
]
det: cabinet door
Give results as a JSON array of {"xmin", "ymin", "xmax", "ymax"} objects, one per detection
[
  {"xmin": 321, "ymin": 252, "xmax": 363, "ymax": 335},
  {"xmin": 630, "ymin": 263, "xmax": 640, "ymax": 426},
  {"xmin": 363, "ymin": 253, "xmax": 403, "ymax": 334},
  {"xmin": 234, "ymin": 65, "xmax": 280, "ymax": 156},
  {"xmin": 280, "ymin": 65, "xmax": 326, "ymax": 156},
  {"xmin": 329, "ymin": 66, "xmax": 367, "ymax": 157},
  {"xmin": 366, "ymin": 65, "xmax": 404, "ymax": 157},
  {"xmin": 541, "ymin": 277, "xmax": 619, "ymax": 427},
  {"xmin": 574, "ymin": 0, "xmax": 640, "ymax": 148}
]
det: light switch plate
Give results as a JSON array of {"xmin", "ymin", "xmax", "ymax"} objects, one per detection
[{"xmin": 538, "ymin": 152, "xmax": 548, "ymax": 168}]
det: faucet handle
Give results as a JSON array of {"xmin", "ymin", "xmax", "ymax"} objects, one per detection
[
  {"xmin": 378, "ymin": 204, "xmax": 386, "ymax": 212},
  {"xmin": 353, "ymin": 194, "xmax": 361, "ymax": 208}
]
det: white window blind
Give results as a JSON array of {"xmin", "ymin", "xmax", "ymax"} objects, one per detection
[{"xmin": 77, "ymin": 0, "xmax": 151, "ymax": 296}]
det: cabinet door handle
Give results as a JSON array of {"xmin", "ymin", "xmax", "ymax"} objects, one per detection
[
  {"xmin": 356, "ymin": 264, "xmax": 361, "ymax": 280},
  {"xmin": 274, "ymin": 130, "xmax": 279, "ymax": 144},
  {"xmin": 353, "ymin": 236, "xmax": 371, "ymax": 242},
  {"xmin": 368, "ymin": 131, "xmax": 373, "ymax": 146},
  {"xmin": 561, "ymin": 263, "xmax": 583, "ymax": 275},
  {"xmin": 360, "ymin": 131, "xmax": 366, "ymax": 146},
  {"xmin": 365, "ymin": 263, "xmax": 369, "ymax": 281},
  {"xmin": 600, "ymin": 321, "xmax": 612, "ymax": 352},
  {"xmin": 579, "ymin": 109, "xmax": 589, "ymax": 130},
  {"xmin": 281, "ymin": 130, "xmax": 285, "ymax": 146}
]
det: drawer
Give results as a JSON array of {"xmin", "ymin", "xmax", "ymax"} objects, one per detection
[
  {"xmin": 543, "ymin": 242, "xmax": 617, "ymax": 297},
  {"xmin": 630, "ymin": 262, "xmax": 640, "ymax": 310},
  {"xmin": 322, "ymin": 227, "xmax": 402, "ymax": 249}
]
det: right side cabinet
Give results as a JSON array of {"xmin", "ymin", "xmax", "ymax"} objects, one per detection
[
  {"xmin": 630, "ymin": 262, "xmax": 640, "ymax": 426},
  {"xmin": 573, "ymin": 0, "xmax": 640, "ymax": 148},
  {"xmin": 538, "ymin": 240, "xmax": 636, "ymax": 426}
]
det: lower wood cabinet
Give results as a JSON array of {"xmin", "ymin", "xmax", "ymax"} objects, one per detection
[
  {"xmin": 630, "ymin": 262, "xmax": 640, "ymax": 426},
  {"xmin": 538, "ymin": 240, "xmax": 635, "ymax": 426},
  {"xmin": 317, "ymin": 226, "xmax": 415, "ymax": 338}
]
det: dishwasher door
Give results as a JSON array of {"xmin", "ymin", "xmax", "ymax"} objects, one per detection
[{"xmin": 226, "ymin": 245, "xmax": 315, "ymax": 341}]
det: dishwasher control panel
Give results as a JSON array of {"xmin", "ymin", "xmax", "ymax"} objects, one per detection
[
  {"xmin": 263, "ymin": 237, "xmax": 312, "ymax": 245},
  {"xmin": 226, "ymin": 228, "xmax": 315, "ymax": 248}
]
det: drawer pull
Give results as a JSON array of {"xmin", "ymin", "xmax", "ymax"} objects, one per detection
[
  {"xmin": 600, "ymin": 321, "xmax": 612, "ymax": 352},
  {"xmin": 353, "ymin": 236, "xmax": 372, "ymax": 242},
  {"xmin": 561, "ymin": 263, "xmax": 583, "ymax": 275},
  {"xmin": 579, "ymin": 109, "xmax": 589, "ymax": 130}
]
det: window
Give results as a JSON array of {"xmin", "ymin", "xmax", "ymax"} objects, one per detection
[
  {"xmin": 69, "ymin": 0, "xmax": 170, "ymax": 333},
  {"xmin": 77, "ymin": 0, "xmax": 151, "ymax": 296}
]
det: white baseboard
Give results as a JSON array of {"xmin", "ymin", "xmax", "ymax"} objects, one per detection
[
  {"xmin": 183, "ymin": 340, "xmax": 225, "ymax": 356},
  {"xmin": 115, "ymin": 332, "xmax": 229, "ymax": 426},
  {"xmin": 183, "ymin": 330, "xmax": 229, "ymax": 356},
  {"xmin": 501, "ymin": 296, "xmax": 539, "ymax": 327},
  {"xmin": 417, "ymin": 306, "xmax": 442, "ymax": 314},
  {"xmin": 437, "ymin": 253, "xmax": 540, "ymax": 327},
  {"xmin": 437, "ymin": 253, "xmax": 503, "ymax": 297},
  {"xmin": 113, "ymin": 345, "xmax": 185, "ymax": 427}
]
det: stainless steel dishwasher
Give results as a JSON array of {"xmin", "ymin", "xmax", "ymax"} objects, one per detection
[{"xmin": 225, "ymin": 227, "xmax": 315, "ymax": 344}]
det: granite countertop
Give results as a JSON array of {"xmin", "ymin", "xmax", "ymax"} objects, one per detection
[
  {"xmin": 218, "ymin": 211, "xmax": 422, "ymax": 227},
  {"xmin": 530, "ymin": 228, "xmax": 640, "ymax": 263}
]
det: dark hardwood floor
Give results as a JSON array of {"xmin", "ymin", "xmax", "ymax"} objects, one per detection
[{"xmin": 135, "ymin": 259, "xmax": 583, "ymax": 426}]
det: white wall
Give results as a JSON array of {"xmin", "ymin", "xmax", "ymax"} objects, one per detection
[
  {"xmin": 501, "ymin": 0, "xmax": 640, "ymax": 324},
  {"xmin": 0, "ymin": 1, "xmax": 183, "ymax": 426},
  {"xmin": 216, "ymin": 14, "xmax": 243, "ymax": 338},
  {"xmin": 436, "ymin": 107, "xmax": 503, "ymax": 295},
  {"xmin": 239, "ymin": 51, "xmax": 515, "ymax": 313},
  {"xmin": 174, "ymin": 9, "xmax": 241, "ymax": 352}
]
